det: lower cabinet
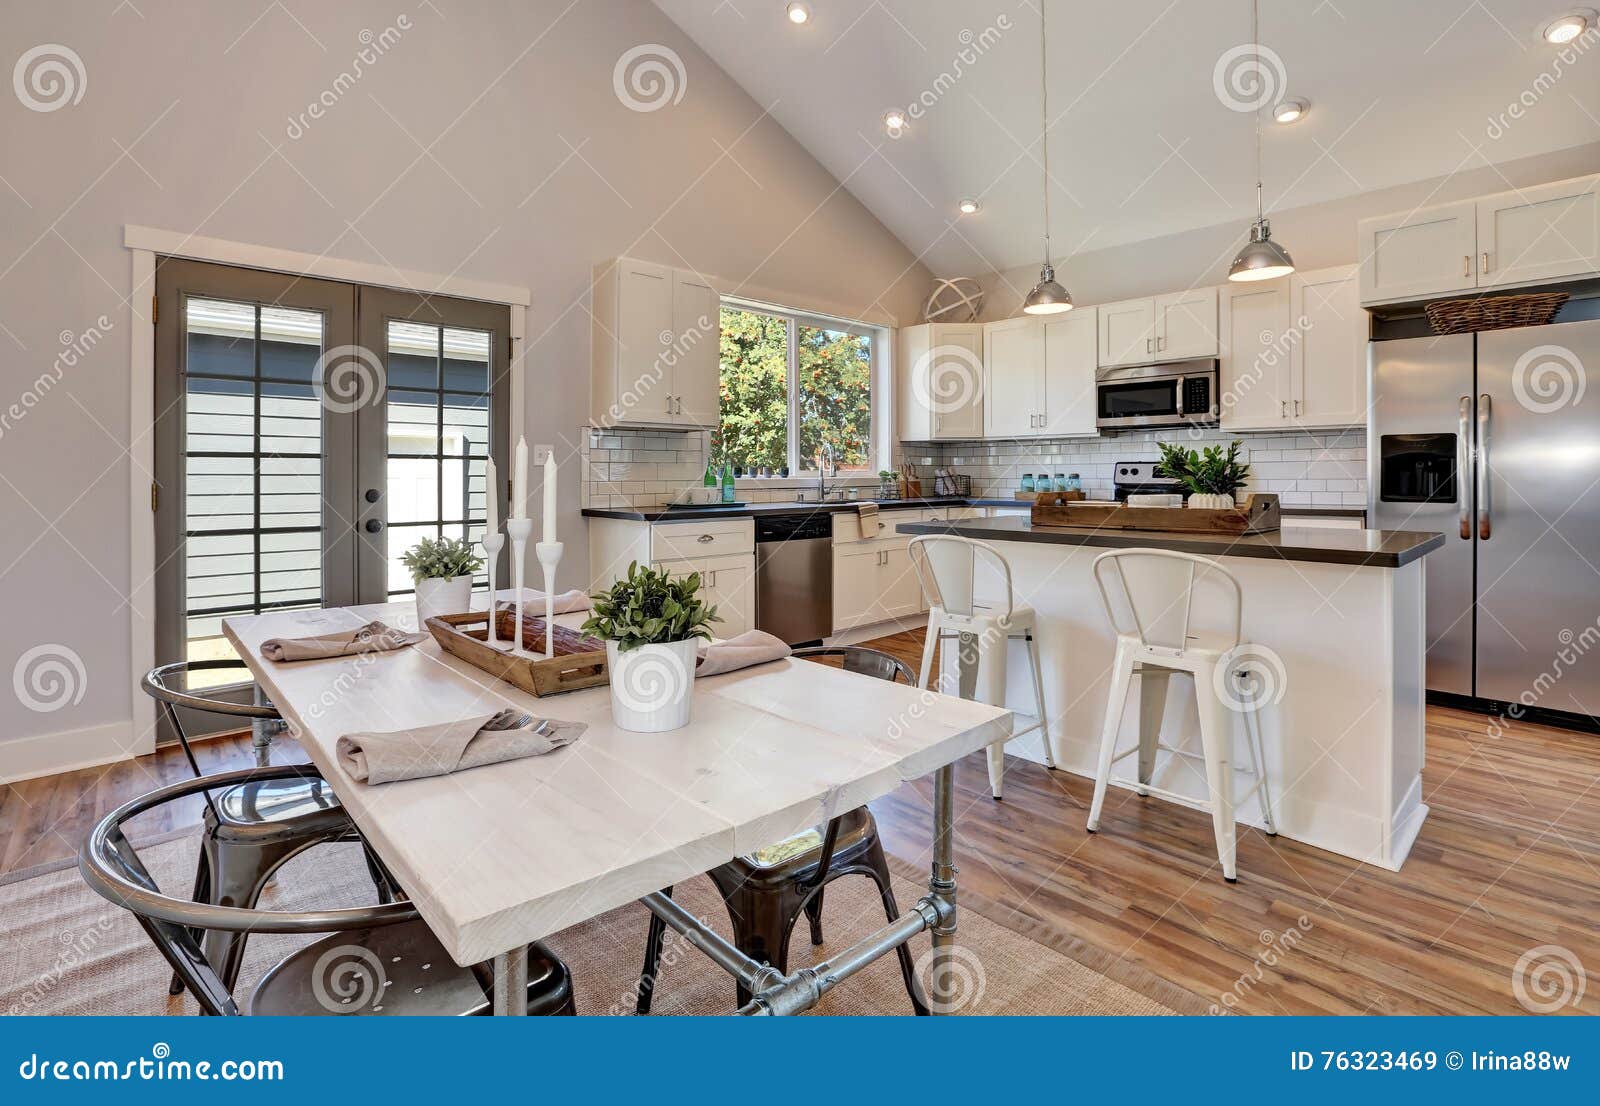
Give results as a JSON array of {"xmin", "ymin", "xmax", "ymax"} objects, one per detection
[
  {"xmin": 656, "ymin": 553, "xmax": 755, "ymax": 638},
  {"xmin": 832, "ymin": 542, "xmax": 925, "ymax": 633}
]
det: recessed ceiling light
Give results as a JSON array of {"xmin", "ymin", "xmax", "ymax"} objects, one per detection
[
  {"xmin": 786, "ymin": 2, "xmax": 811, "ymax": 24},
  {"xmin": 882, "ymin": 109, "xmax": 907, "ymax": 136},
  {"xmin": 957, "ymin": 198, "xmax": 981, "ymax": 215},
  {"xmin": 1273, "ymin": 98, "xmax": 1308, "ymax": 124},
  {"xmin": 1541, "ymin": 9, "xmax": 1594, "ymax": 43}
]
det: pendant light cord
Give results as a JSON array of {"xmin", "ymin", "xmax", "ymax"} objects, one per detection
[
  {"xmin": 1039, "ymin": 0, "xmax": 1052, "ymax": 266},
  {"xmin": 1253, "ymin": 0, "xmax": 1264, "ymax": 223}
]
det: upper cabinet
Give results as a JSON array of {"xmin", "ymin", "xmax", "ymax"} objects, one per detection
[
  {"xmin": 979, "ymin": 309, "xmax": 1098, "ymax": 440},
  {"xmin": 591, "ymin": 257, "xmax": 720, "ymax": 429},
  {"xmin": 1218, "ymin": 280, "xmax": 1292, "ymax": 430},
  {"xmin": 1098, "ymin": 289, "xmax": 1216, "ymax": 366},
  {"xmin": 1358, "ymin": 174, "xmax": 1600, "ymax": 305},
  {"xmin": 898, "ymin": 323, "xmax": 984, "ymax": 440},
  {"xmin": 1041, "ymin": 309, "xmax": 1098, "ymax": 437}
]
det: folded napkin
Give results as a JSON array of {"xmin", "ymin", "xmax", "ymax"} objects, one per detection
[
  {"xmin": 498, "ymin": 589, "xmax": 593, "ymax": 615},
  {"xmin": 855, "ymin": 501, "xmax": 880, "ymax": 540},
  {"xmin": 260, "ymin": 621, "xmax": 425, "ymax": 663},
  {"xmin": 336, "ymin": 708, "xmax": 585, "ymax": 785},
  {"xmin": 695, "ymin": 630, "xmax": 793, "ymax": 677}
]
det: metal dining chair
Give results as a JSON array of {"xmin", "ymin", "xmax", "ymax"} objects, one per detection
[
  {"xmin": 80, "ymin": 765, "xmax": 575, "ymax": 1016},
  {"xmin": 143, "ymin": 659, "xmax": 402, "ymax": 995},
  {"xmin": 636, "ymin": 645, "xmax": 930, "ymax": 1015}
]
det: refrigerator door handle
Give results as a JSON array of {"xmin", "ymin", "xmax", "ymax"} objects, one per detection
[
  {"xmin": 1457, "ymin": 396, "xmax": 1472, "ymax": 539},
  {"xmin": 1476, "ymin": 393, "xmax": 1491, "ymax": 540}
]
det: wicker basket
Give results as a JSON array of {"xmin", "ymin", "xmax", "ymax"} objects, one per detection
[{"xmin": 1426, "ymin": 292, "xmax": 1568, "ymax": 335}]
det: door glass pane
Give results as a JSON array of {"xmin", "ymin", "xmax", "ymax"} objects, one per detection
[
  {"xmin": 796, "ymin": 325, "xmax": 872, "ymax": 472},
  {"xmin": 183, "ymin": 298, "xmax": 325, "ymax": 686}
]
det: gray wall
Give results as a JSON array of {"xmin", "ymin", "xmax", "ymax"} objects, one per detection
[{"xmin": 0, "ymin": 0, "xmax": 932, "ymax": 770}]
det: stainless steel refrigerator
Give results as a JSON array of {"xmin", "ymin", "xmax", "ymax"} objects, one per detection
[{"xmin": 1370, "ymin": 318, "xmax": 1600, "ymax": 720}]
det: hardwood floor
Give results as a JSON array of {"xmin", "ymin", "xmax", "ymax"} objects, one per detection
[{"xmin": 5, "ymin": 628, "xmax": 1597, "ymax": 1015}]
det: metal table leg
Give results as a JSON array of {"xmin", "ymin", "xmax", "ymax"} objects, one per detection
[
  {"xmin": 928, "ymin": 762, "xmax": 957, "ymax": 1014},
  {"xmin": 492, "ymin": 947, "xmax": 528, "ymax": 1016}
]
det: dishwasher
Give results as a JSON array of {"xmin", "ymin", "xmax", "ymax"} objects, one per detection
[{"xmin": 754, "ymin": 512, "xmax": 833, "ymax": 646}]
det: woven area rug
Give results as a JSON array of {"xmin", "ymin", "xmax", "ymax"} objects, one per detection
[{"xmin": 0, "ymin": 830, "xmax": 1204, "ymax": 1016}]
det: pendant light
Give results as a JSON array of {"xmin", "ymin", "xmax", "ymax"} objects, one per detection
[
  {"xmin": 1022, "ymin": 0, "xmax": 1072, "ymax": 315},
  {"xmin": 1227, "ymin": 0, "xmax": 1296, "ymax": 282}
]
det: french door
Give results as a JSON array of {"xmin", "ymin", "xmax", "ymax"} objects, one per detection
[{"xmin": 153, "ymin": 259, "xmax": 509, "ymax": 728}]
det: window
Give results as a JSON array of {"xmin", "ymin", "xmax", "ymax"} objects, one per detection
[{"xmin": 714, "ymin": 302, "xmax": 877, "ymax": 474}]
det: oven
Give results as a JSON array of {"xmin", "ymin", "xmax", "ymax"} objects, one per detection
[{"xmin": 1095, "ymin": 358, "xmax": 1219, "ymax": 431}]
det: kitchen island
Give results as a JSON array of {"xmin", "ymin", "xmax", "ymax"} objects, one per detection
[{"xmin": 896, "ymin": 515, "xmax": 1444, "ymax": 870}]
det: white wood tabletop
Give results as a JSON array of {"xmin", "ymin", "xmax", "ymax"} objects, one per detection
[{"xmin": 224, "ymin": 594, "xmax": 1013, "ymax": 967}]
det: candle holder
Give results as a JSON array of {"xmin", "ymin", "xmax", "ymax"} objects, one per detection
[
  {"xmin": 479, "ymin": 532, "xmax": 505, "ymax": 648},
  {"xmin": 505, "ymin": 518, "xmax": 534, "ymax": 654},
  {"xmin": 535, "ymin": 540, "xmax": 565, "ymax": 657}
]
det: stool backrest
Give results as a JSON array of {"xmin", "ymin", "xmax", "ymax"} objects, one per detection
[
  {"xmin": 907, "ymin": 535, "xmax": 1014, "ymax": 620},
  {"xmin": 790, "ymin": 645, "xmax": 914, "ymax": 685},
  {"xmin": 1091, "ymin": 549, "xmax": 1242, "ymax": 653}
]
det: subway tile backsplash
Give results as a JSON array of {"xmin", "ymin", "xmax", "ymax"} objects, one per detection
[{"xmin": 580, "ymin": 427, "xmax": 871, "ymax": 508}]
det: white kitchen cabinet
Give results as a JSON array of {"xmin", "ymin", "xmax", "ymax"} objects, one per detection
[
  {"xmin": 879, "ymin": 545, "xmax": 924, "ymax": 620},
  {"xmin": 657, "ymin": 552, "xmax": 754, "ymax": 638},
  {"xmin": 1218, "ymin": 279, "xmax": 1293, "ymax": 430},
  {"xmin": 1476, "ymin": 174, "xmax": 1600, "ymax": 289},
  {"xmin": 1097, "ymin": 297, "xmax": 1157, "ymax": 367},
  {"xmin": 1153, "ymin": 287, "xmax": 1218, "ymax": 360},
  {"xmin": 983, "ymin": 316, "xmax": 1044, "ymax": 437},
  {"xmin": 898, "ymin": 323, "xmax": 985, "ymax": 440},
  {"xmin": 588, "ymin": 517, "xmax": 754, "ymax": 638},
  {"xmin": 1357, "ymin": 199, "xmax": 1479, "ymax": 305},
  {"xmin": 591, "ymin": 257, "xmax": 720, "ymax": 428},
  {"xmin": 831, "ymin": 542, "xmax": 924, "ymax": 632},
  {"xmin": 1290, "ymin": 265, "xmax": 1367, "ymax": 428},
  {"xmin": 1042, "ymin": 308, "xmax": 1099, "ymax": 436}
]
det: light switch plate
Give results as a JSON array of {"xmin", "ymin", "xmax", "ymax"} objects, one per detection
[{"xmin": 533, "ymin": 444, "xmax": 554, "ymax": 464}]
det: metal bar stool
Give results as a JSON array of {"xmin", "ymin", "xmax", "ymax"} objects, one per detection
[
  {"xmin": 636, "ymin": 646, "xmax": 929, "ymax": 1016},
  {"xmin": 908, "ymin": 534, "xmax": 1054, "ymax": 799},
  {"xmin": 143, "ymin": 659, "xmax": 402, "ymax": 995},
  {"xmin": 1085, "ymin": 549, "xmax": 1277, "ymax": 882},
  {"xmin": 79, "ymin": 766, "xmax": 575, "ymax": 1016}
]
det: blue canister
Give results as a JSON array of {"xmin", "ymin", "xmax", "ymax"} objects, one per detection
[
  {"xmin": 1053, "ymin": 472, "xmax": 1067, "ymax": 492},
  {"xmin": 1020, "ymin": 473, "xmax": 1036, "ymax": 493},
  {"xmin": 1065, "ymin": 472, "xmax": 1082, "ymax": 493}
]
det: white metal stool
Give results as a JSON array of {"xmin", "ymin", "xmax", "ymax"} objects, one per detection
[
  {"xmin": 908, "ymin": 534, "xmax": 1053, "ymax": 800},
  {"xmin": 1085, "ymin": 549, "xmax": 1277, "ymax": 882}
]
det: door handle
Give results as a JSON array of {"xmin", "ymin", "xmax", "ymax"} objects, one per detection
[
  {"xmin": 364, "ymin": 488, "xmax": 381, "ymax": 504},
  {"xmin": 1480, "ymin": 252, "xmax": 1489, "ymax": 275},
  {"xmin": 666, "ymin": 394, "xmax": 674, "ymax": 414},
  {"xmin": 696, "ymin": 533, "xmax": 714, "ymax": 544},
  {"xmin": 675, "ymin": 397, "xmax": 683, "ymax": 415},
  {"xmin": 364, "ymin": 518, "xmax": 383, "ymax": 533},
  {"xmin": 1476, "ymin": 393, "xmax": 1491, "ymax": 540},
  {"xmin": 1281, "ymin": 399, "xmax": 1288, "ymax": 418},
  {"xmin": 707, "ymin": 570, "xmax": 716, "ymax": 588},
  {"xmin": 1457, "ymin": 396, "xmax": 1472, "ymax": 539},
  {"xmin": 1463, "ymin": 255, "xmax": 1471, "ymax": 278},
  {"xmin": 1146, "ymin": 337, "xmax": 1153, "ymax": 354},
  {"xmin": 1157, "ymin": 335, "xmax": 1166, "ymax": 352}
]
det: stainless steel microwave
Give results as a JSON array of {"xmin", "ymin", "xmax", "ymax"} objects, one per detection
[{"xmin": 1095, "ymin": 359, "xmax": 1219, "ymax": 430}]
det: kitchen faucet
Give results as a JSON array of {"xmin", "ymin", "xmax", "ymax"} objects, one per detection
[{"xmin": 816, "ymin": 442, "xmax": 836, "ymax": 502}]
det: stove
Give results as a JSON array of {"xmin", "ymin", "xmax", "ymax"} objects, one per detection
[{"xmin": 1111, "ymin": 460, "xmax": 1182, "ymax": 503}]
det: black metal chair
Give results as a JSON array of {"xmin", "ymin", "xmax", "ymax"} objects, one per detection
[
  {"xmin": 80, "ymin": 766, "xmax": 575, "ymax": 1016},
  {"xmin": 637, "ymin": 645, "xmax": 929, "ymax": 1015},
  {"xmin": 142, "ymin": 659, "xmax": 402, "ymax": 996}
]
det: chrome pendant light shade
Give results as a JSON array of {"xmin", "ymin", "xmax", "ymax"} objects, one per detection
[
  {"xmin": 1227, "ymin": 0, "xmax": 1295, "ymax": 283},
  {"xmin": 1023, "ymin": 263, "xmax": 1073, "ymax": 314},
  {"xmin": 1020, "ymin": 1, "xmax": 1072, "ymax": 316}
]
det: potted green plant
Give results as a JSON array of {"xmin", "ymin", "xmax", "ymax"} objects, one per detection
[
  {"xmin": 1155, "ymin": 441, "xmax": 1251, "ymax": 509},
  {"xmin": 401, "ymin": 536, "xmax": 483, "ymax": 626},
  {"xmin": 583, "ymin": 561, "xmax": 720, "ymax": 732},
  {"xmin": 877, "ymin": 469, "xmax": 900, "ymax": 500}
]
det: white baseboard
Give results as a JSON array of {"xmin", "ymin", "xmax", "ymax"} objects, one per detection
[{"xmin": 0, "ymin": 719, "xmax": 149, "ymax": 785}]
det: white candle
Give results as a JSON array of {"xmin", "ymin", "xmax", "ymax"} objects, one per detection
[
  {"xmin": 512, "ymin": 437, "xmax": 528, "ymax": 519},
  {"xmin": 484, "ymin": 455, "xmax": 499, "ymax": 536},
  {"xmin": 542, "ymin": 449, "xmax": 558, "ymax": 543}
]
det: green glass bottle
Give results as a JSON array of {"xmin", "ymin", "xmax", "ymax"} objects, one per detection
[
  {"xmin": 703, "ymin": 458, "xmax": 717, "ymax": 487},
  {"xmin": 720, "ymin": 463, "xmax": 735, "ymax": 504}
]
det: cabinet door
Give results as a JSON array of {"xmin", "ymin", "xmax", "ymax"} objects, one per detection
[
  {"xmin": 1041, "ymin": 307, "xmax": 1098, "ymax": 436},
  {"xmin": 896, "ymin": 325, "xmax": 934, "ymax": 440},
  {"xmin": 1218, "ymin": 281, "xmax": 1292, "ymax": 430},
  {"xmin": 928, "ymin": 324, "xmax": 985, "ymax": 439},
  {"xmin": 615, "ymin": 259, "xmax": 677, "ymax": 424},
  {"xmin": 878, "ymin": 545, "xmax": 925, "ymax": 620},
  {"xmin": 983, "ymin": 317, "xmax": 1043, "ymax": 437},
  {"xmin": 656, "ymin": 554, "xmax": 754, "ymax": 639},
  {"xmin": 1290, "ymin": 265, "xmax": 1366, "ymax": 428},
  {"xmin": 1476, "ymin": 175, "xmax": 1600, "ymax": 289},
  {"xmin": 1098, "ymin": 298, "xmax": 1157, "ymax": 366},
  {"xmin": 832, "ymin": 547, "xmax": 882, "ymax": 632},
  {"xmin": 1357, "ymin": 199, "xmax": 1477, "ymax": 304},
  {"xmin": 1153, "ymin": 287, "xmax": 1218, "ymax": 360},
  {"xmin": 670, "ymin": 270, "xmax": 721, "ymax": 427}
]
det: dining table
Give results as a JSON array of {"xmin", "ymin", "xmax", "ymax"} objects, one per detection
[{"xmin": 224, "ymin": 593, "xmax": 1014, "ymax": 1015}]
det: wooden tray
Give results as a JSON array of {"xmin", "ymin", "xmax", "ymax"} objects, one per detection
[
  {"xmin": 1030, "ymin": 492, "xmax": 1281, "ymax": 535},
  {"xmin": 425, "ymin": 609, "xmax": 608, "ymax": 697},
  {"xmin": 1016, "ymin": 489, "xmax": 1084, "ymax": 502}
]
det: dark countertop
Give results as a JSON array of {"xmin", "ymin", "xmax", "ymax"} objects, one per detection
[
  {"xmin": 895, "ymin": 515, "xmax": 1442, "ymax": 568},
  {"xmin": 583, "ymin": 497, "xmax": 1367, "ymax": 523}
]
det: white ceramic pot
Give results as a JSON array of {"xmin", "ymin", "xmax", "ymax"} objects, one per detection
[
  {"xmin": 606, "ymin": 638, "xmax": 697, "ymax": 733},
  {"xmin": 1186, "ymin": 492, "xmax": 1236, "ymax": 510},
  {"xmin": 415, "ymin": 575, "xmax": 473, "ymax": 626}
]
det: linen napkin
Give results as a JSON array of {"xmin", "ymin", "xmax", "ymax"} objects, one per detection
[
  {"xmin": 855, "ymin": 501, "xmax": 880, "ymax": 540},
  {"xmin": 260, "ymin": 620, "xmax": 425, "ymax": 663},
  {"xmin": 336, "ymin": 708, "xmax": 585, "ymax": 785},
  {"xmin": 497, "ymin": 589, "xmax": 593, "ymax": 615},
  {"xmin": 694, "ymin": 630, "xmax": 793, "ymax": 677}
]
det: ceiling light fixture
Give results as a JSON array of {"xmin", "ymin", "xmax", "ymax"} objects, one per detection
[
  {"xmin": 882, "ymin": 108, "xmax": 907, "ymax": 137},
  {"xmin": 1228, "ymin": 0, "xmax": 1297, "ymax": 283},
  {"xmin": 786, "ymin": 2, "xmax": 811, "ymax": 25},
  {"xmin": 1021, "ymin": 1, "xmax": 1072, "ymax": 316},
  {"xmin": 1273, "ymin": 97, "xmax": 1308, "ymax": 124},
  {"xmin": 958, "ymin": 198, "xmax": 981, "ymax": 215},
  {"xmin": 1541, "ymin": 9, "xmax": 1593, "ymax": 43}
]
